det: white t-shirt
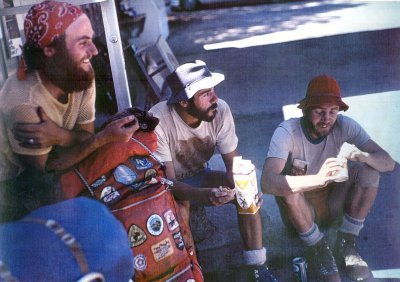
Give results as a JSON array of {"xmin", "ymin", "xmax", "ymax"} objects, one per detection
[
  {"xmin": 0, "ymin": 72, "xmax": 95, "ymax": 181},
  {"xmin": 149, "ymin": 99, "xmax": 238, "ymax": 180},
  {"xmin": 267, "ymin": 115, "xmax": 370, "ymax": 175}
]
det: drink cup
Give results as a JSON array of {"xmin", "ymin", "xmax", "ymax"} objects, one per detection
[
  {"xmin": 338, "ymin": 142, "xmax": 356, "ymax": 159},
  {"xmin": 291, "ymin": 159, "xmax": 308, "ymax": 176},
  {"xmin": 233, "ymin": 157, "xmax": 260, "ymax": 215},
  {"xmin": 334, "ymin": 157, "xmax": 349, "ymax": 182}
]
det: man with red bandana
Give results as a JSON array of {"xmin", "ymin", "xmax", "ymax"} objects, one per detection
[
  {"xmin": 261, "ymin": 75, "xmax": 395, "ymax": 282},
  {"xmin": 0, "ymin": 1, "xmax": 138, "ymax": 220},
  {"xmin": 149, "ymin": 60, "xmax": 278, "ymax": 281}
]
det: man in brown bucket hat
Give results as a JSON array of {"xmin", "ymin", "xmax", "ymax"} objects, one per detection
[{"xmin": 261, "ymin": 74, "xmax": 395, "ymax": 281}]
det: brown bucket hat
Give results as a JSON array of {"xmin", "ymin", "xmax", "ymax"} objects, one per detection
[{"xmin": 298, "ymin": 74, "xmax": 349, "ymax": 111}]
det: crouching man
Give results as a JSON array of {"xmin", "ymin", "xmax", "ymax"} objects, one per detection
[
  {"xmin": 261, "ymin": 75, "xmax": 395, "ymax": 281},
  {"xmin": 150, "ymin": 60, "xmax": 278, "ymax": 281}
]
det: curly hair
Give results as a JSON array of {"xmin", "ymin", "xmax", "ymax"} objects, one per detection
[{"xmin": 22, "ymin": 35, "xmax": 66, "ymax": 72}]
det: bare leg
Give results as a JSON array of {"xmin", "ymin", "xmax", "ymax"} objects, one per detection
[
  {"xmin": 346, "ymin": 185, "xmax": 378, "ymax": 219},
  {"xmin": 237, "ymin": 211, "xmax": 263, "ymax": 250},
  {"xmin": 202, "ymin": 170, "xmax": 266, "ymax": 250},
  {"xmin": 280, "ymin": 192, "xmax": 315, "ymax": 233}
]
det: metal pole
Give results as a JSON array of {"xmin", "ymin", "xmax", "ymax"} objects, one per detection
[
  {"xmin": 100, "ymin": 0, "xmax": 132, "ymax": 110},
  {"xmin": 0, "ymin": 0, "xmax": 8, "ymax": 87}
]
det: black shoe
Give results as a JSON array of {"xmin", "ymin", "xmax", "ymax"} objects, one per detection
[
  {"xmin": 248, "ymin": 264, "xmax": 278, "ymax": 282},
  {"xmin": 334, "ymin": 232, "xmax": 372, "ymax": 281},
  {"xmin": 308, "ymin": 238, "xmax": 341, "ymax": 282}
]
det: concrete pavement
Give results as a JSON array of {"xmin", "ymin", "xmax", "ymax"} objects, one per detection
[{"xmin": 166, "ymin": 1, "xmax": 400, "ymax": 281}]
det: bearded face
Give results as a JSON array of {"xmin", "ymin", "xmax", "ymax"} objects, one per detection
[
  {"xmin": 303, "ymin": 104, "xmax": 339, "ymax": 139},
  {"xmin": 43, "ymin": 39, "xmax": 94, "ymax": 93},
  {"xmin": 186, "ymin": 99, "xmax": 218, "ymax": 122}
]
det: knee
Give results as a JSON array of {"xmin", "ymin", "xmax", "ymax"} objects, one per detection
[
  {"xmin": 350, "ymin": 162, "xmax": 380, "ymax": 188},
  {"xmin": 280, "ymin": 193, "xmax": 304, "ymax": 209}
]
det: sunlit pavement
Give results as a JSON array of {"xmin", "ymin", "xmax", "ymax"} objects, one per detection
[{"xmin": 167, "ymin": 0, "xmax": 400, "ymax": 280}]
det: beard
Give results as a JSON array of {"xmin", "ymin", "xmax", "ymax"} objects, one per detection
[
  {"xmin": 303, "ymin": 116, "xmax": 334, "ymax": 139},
  {"xmin": 43, "ymin": 48, "xmax": 94, "ymax": 93},
  {"xmin": 187, "ymin": 100, "xmax": 218, "ymax": 122}
]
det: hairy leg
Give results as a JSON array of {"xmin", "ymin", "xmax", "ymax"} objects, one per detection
[
  {"xmin": 202, "ymin": 170, "xmax": 263, "ymax": 250},
  {"xmin": 329, "ymin": 162, "xmax": 380, "ymax": 221},
  {"xmin": 279, "ymin": 193, "xmax": 316, "ymax": 233}
]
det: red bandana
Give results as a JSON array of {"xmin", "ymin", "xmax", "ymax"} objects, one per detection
[{"xmin": 24, "ymin": 1, "xmax": 83, "ymax": 49}]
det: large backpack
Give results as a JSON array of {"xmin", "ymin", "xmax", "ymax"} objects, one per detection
[{"xmin": 60, "ymin": 130, "xmax": 203, "ymax": 282}]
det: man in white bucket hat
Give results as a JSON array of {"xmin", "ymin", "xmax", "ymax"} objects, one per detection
[{"xmin": 149, "ymin": 60, "xmax": 277, "ymax": 281}]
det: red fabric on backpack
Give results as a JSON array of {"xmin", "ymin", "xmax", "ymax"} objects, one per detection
[
  {"xmin": 60, "ymin": 131, "xmax": 157, "ymax": 199},
  {"xmin": 60, "ymin": 131, "xmax": 203, "ymax": 282}
]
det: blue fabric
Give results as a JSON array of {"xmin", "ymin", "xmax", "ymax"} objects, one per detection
[
  {"xmin": 180, "ymin": 167, "xmax": 211, "ymax": 187},
  {"xmin": 0, "ymin": 197, "xmax": 133, "ymax": 282}
]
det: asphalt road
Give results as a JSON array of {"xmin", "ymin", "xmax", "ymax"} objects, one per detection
[{"xmin": 166, "ymin": 1, "xmax": 400, "ymax": 281}]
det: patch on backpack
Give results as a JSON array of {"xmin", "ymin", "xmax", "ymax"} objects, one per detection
[
  {"xmin": 100, "ymin": 186, "xmax": 120, "ymax": 205},
  {"xmin": 90, "ymin": 175, "xmax": 106, "ymax": 189},
  {"xmin": 145, "ymin": 168, "xmax": 158, "ymax": 180},
  {"xmin": 133, "ymin": 254, "xmax": 147, "ymax": 271},
  {"xmin": 173, "ymin": 231, "xmax": 185, "ymax": 250},
  {"xmin": 163, "ymin": 209, "xmax": 179, "ymax": 231},
  {"xmin": 128, "ymin": 224, "xmax": 147, "ymax": 247},
  {"xmin": 131, "ymin": 157, "xmax": 153, "ymax": 170},
  {"xmin": 151, "ymin": 238, "xmax": 174, "ymax": 262},
  {"xmin": 113, "ymin": 165, "xmax": 137, "ymax": 185},
  {"xmin": 147, "ymin": 214, "xmax": 164, "ymax": 236}
]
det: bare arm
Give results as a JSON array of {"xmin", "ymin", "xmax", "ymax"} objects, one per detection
[
  {"xmin": 17, "ymin": 115, "xmax": 139, "ymax": 172},
  {"xmin": 13, "ymin": 107, "xmax": 93, "ymax": 148},
  {"xmin": 164, "ymin": 161, "xmax": 234, "ymax": 206},
  {"xmin": 350, "ymin": 139, "xmax": 395, "ymax": 172},
  {"xmin": 261, "ymin": 157, "xmax": 344, "ymax": 196}
]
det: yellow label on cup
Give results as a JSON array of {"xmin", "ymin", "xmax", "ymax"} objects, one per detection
[{"xmin": 233, "ymin": 157, "xmax": 260, "ymax": 215}]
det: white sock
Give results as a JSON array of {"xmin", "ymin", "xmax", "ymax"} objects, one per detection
[
  {"xmin": 339, "ymin": 213, "xmax": 365, "ymax": 236},
  {"xmin": 299, "ymin": 223, "xmax": 324, "ymax": 246},
  {"xmin": 243, "ymin": 247, "xmax": 267, "ymax": 266}
]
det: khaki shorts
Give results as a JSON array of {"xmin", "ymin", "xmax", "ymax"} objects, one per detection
[{"xmin": 276, "ymin": 161, "xmax": 380, "ymax": 231}]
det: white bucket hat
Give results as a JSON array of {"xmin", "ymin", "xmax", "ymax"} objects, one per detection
[{"xmin": 166, "ymin": 60, "xmax": 225, "ymax": 105}]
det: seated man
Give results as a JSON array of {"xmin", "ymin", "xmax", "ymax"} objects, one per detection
[
  {"xmin": 0, "ymin": 1, "xmax": 137, "ymax": 221},
  {"xmin": 261, "ymin": 75, "xmax": 395, "ymax": 281},
  {"xmin": 149, "ymin": 60, "xmax": 277, "ymax": 281}
]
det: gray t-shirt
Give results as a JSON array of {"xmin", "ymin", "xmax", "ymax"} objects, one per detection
[
  {"xmin": 267, "ymin": 115, "xmax": 370, "ymax": 175},
  {"xmin": 149, "ymin": 99, "xmax": 238, "ymax": 180}
]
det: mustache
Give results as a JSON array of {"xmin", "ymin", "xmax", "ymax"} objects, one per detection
[{"xmin": 208, "ymin": 103, "xmax": 218, "ymax": 111}]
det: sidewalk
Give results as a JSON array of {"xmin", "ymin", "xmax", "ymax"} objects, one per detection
[{"xmin": 166, "ymin": 1, "xmax": 400, "ymax": 280}]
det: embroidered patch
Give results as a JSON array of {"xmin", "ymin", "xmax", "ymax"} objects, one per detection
[
  {"xmin": 147, "ymin": 214, "xmax": 164, "ymax": 236},
  {"xmin": 151, "ymin": 238, "xmax": 174, "ymax": 262},
  {"xmin": 100, "ymin": 186, "xmax": 120, "ymax": 205},
  {"xmin": 163, "ymin": 209, "xmax": 179, "ymax": 231},
  {"xmin": 128, "ymin": 224, "xmax": 147, "ymax": 247},
  {"xmin": 144, "ymin": 168, "xmax": 157, "ymax": 180},
  {"xmin": 131, "ymin": 157, "xmax": 153, "ymax": 170},
  {"xmin": 113, "ymin": 165, "xmax": 137, "ymax": 185},
  {"xmin": 173, "ymin": 231, "xmax": 185, "ymax": 250},
  {"xmin": 130, "ymin": 181, "xmax": 145, "ymax": 192},
  {"xmin": 133, "ymin": 254, "xmax": 147, "ymax": 271},
  {"xmin": 145, "ymin": 177, "xmax": 158, "ymax": 185},
  {"xmin": 90, "ymin": 175, "xmax": 106, "ymax": 189}
]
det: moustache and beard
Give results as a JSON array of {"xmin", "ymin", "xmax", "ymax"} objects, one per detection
[
  {"xmin": 43, "ymin": 47, "xmax": 94, "ymax": 94},
  {"xmin": 303, "ymin": 115, "xmax": 335, "ymax": 139},
  {"xmin": 186, "ymin": 100, "xmax": 218, "ymax": 122}
]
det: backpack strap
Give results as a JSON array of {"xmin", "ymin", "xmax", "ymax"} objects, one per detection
[
  {"xmin": 20, "ymin": 217, "xmax": 102, "ymax": 280},
  {"xmin": 0, "ymin": 260, "xmax": 18, "ymax": 282}
]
